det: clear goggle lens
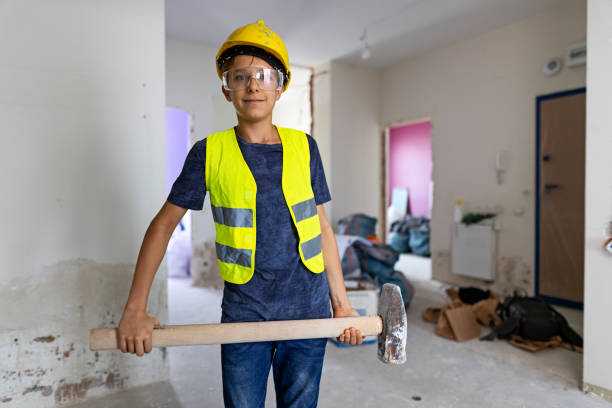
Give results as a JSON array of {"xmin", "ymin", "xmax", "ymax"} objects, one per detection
[{"xmin": 222, "ymin": 67, "xmax": 284, "ymax": 91}]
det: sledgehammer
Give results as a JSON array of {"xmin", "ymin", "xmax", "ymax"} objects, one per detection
[{"xmin": 90, "ymin": 283, "xmax": 407, "ymax": 364}]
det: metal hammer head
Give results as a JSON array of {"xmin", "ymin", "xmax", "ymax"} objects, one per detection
[{"xmin": 377, "ymin": 283, "xmax": 407, "ymax": 364}]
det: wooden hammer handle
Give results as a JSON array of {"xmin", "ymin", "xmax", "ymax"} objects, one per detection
[{"xmin": 90, "ymin": 315, "xmax": 383, "ymax": 351}]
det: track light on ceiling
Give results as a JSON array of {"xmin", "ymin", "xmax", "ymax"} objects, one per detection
[
  {"xmin": 360, "ymin": 28, "xmax": 371, "ymax": 59},
  {"xmin": 359, "ymin": 3, "xmax": 424, "ymax": 61}
]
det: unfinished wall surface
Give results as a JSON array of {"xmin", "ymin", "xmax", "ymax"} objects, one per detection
[
  {"xmin": 379, "ymin": 0, "xmax": 586, "ymax": 295},
  {"xmin": 0, "ymin": 1, "xmax": 168, "ymax": 406},
  {"xmin": 329, "ymin": 61, "xmax": 382, "ymax": 233},
  {"xmin": 583, "ymin": 0, "xmax": 612, "ymax": 400}
]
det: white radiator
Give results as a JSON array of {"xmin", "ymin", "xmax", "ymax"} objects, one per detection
[{"xmin": 451, "ymin": 223, "xmax": 496, "ymax": 281}]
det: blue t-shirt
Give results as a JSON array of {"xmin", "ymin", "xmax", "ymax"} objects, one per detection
[{"xmin": 168, "ymin": 128, "xmax": 332, "ymax": 323}]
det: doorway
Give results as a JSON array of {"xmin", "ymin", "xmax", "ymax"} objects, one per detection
[
  {"xmin": 535, "ymin": 88, "xmax": 586, "ymax": 308},
  {"xmin": 166, "ymin": 107, "xmax": 192, "ymax": 278},
  {"xmin": 381, "ymin": 119, "xmax": 433, "ymax": 281}
]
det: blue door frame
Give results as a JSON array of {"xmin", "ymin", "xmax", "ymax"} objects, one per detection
[{"xmin": 535, "ymin": 87, "xmax": 586, "ymax": 310}]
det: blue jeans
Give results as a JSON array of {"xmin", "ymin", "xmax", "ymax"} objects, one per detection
[{"xmin": 221, "ymin": 338, "xmax": 327, "ymax": 408}]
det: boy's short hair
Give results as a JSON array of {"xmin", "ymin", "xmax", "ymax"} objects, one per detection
[{"xmin": 217, "ymin": 45, "xmax": 286, "ymax": 76}]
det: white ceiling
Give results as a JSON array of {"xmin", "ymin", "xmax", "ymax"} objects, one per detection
[{"xmin": 165, "ymin": 0, "xmax": 578, "ymax": 69}]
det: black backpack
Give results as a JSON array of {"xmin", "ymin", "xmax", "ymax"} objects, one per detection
[{"xmin": 481, "ymin": 295, "xmax": 583, "ymax": 348}]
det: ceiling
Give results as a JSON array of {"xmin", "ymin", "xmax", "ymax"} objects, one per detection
[{"xmin": 165, "ymin": 0, "xmax": 578, "ymax": 69}]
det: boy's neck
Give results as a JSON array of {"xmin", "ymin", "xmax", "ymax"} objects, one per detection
[{"xmin": 235, "ymin": 119, "xmax": 280, "ymax": 144}]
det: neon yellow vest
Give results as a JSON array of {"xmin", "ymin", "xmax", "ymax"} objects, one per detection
[{"xmin": 205, "ymin": 126, "xmax": 325, "ymax": 284}]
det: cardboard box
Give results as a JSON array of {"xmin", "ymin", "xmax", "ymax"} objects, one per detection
[
  {"xmin": 435, "ymin": 305, "xmax": 481, "ymax": 342},
  {"xmin": 427, "ymin": 288, "xmax": 499, "ymax": 342},
  {"xmin": 345, "ymin": 281, "xmax": 379, "ymax": 316},
  {"xmin": 330, "ymin": 281, "xmax": 378, "ymax": 346}
]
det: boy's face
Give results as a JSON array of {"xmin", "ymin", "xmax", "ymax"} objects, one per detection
[{"xmin": 221, "ymin": 55, "xmax": 283, "ymax": 123}]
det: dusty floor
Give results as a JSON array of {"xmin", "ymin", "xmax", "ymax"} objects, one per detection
[{"xmin": 72, "ymin": 277, "xmax": 608, "ymax": 408}]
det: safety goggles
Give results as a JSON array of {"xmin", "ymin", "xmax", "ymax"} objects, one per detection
[{"xmin": 222, "ymin": 67, "xmax": 284, "ymax": 91}]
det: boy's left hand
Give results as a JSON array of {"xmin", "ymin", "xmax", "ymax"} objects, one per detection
[{"xmin": 334, "ymin": 307, "xmax": 364, "ymax": 345}]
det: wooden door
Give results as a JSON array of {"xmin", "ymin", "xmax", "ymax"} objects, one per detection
[{"xmin": 536, "ymin": 88, "xmax": 586, "ymax": 306}]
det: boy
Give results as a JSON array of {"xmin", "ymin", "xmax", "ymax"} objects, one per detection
[{"xmin": 118, "ymin": 19, "xmax": 363, "ymax": 407}]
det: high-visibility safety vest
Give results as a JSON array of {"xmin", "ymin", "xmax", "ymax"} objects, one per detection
[{"xmin": 205, "ymin": 126, "xmax": 325, "ymax": 284}]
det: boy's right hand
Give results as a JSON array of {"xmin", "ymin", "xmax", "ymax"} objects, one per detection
[{"xmin": 117, "ymin": 309, "xmax": 160, "ymax": 357}]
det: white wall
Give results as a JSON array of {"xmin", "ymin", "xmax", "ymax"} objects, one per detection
[
  {"xmin": 313, "ymin": 62, "xmax": 333, "ymax": 218},
  {"xmin": 583, "ymin": 0, "xmax": 612, "ymax": 399},
  {"xmin": 329, "ymin": 61, "xmax": 382, "ymax": 233},
  {"xmin": 0, "ymin": 1, "xmax": 168, "ymax": 406},
  {"xmin": 312, "ymin": 62, "xmax": 333, "ymax": 220},
  {"xmin": 379, "ymin": 0, "xmax": 586, "ymax": 294}
]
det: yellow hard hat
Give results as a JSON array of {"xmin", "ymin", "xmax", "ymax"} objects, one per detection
[{"xmin": 216, "ymin": 19, "xmax": 291, "ymax": 90}]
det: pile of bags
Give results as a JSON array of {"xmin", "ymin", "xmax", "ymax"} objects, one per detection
[
  {"xmin": 337, "ymin": 213, "xmax": 377, "ymax": 238},
  {"xmin": 342, "ymin": 240, "xmax": 413, "ymax": 309},
  {"xmin": 388, "ymin": 215, "xmax": 430, "ymax": 257},
  {"xmin": 482, "ymin": 294, "xmax": 583, "ymax": 352},
  {"xmin": 337, "ymin": 213, "xmax": 414, "ymax": 309}
]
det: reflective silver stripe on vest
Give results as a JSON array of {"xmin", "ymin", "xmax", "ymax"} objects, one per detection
[
  {"xmin": 292, "ymin": 197, "xmax": 317, "ymax": 223},
  {"xmin": 211, "ymin": 204, "xmax": 253, "ymax": 228},
  {"xmin": 215, "ymin": 242, "xmax": 252, "ymax": 268},
  {"xmin": 300, "ymin": 234, "xmax": 322, "ymax": 260}
]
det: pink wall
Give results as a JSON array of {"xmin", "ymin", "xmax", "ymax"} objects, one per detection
[{"xmin": 389, "ymin": 121, "xmax": 432, "ymax": 218}]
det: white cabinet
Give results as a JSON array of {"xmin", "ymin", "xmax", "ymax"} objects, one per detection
[{"xmin": 451, "ymin": 223, "xmax": 496, "ymax": 281}]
